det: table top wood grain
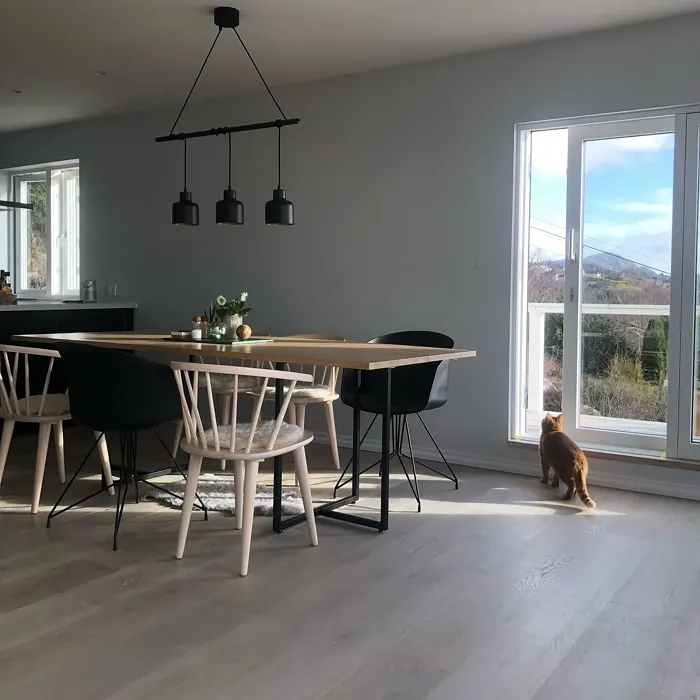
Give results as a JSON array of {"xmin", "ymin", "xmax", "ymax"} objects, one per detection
[{"xmin": 12, "ymin": 332, "xmax": 476, "ymax": 370}]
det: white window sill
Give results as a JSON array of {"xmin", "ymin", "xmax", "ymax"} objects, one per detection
[{"xmin": 508, "ymin": 436, "xmax": 700, "ymax": 472}]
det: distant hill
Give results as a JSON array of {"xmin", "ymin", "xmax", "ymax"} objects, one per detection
[{"xmin": 549, "ymin": 252, "xmax": 670, "ymax": 281}]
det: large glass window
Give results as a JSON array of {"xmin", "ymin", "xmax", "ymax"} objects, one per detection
[
  {"xmin": 512, "ymin": 119, "xmax": 674, "ymax": 452},
  {"xmin": 13, "ymin": 163, "xmax": 79, "ymax": 296}
]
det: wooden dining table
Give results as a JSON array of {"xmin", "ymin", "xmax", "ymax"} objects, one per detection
[{"xmin": 13, "ymin": 331, "xmax": 476, "ymax": 533}]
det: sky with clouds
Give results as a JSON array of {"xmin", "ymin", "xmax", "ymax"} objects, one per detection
[{"xmin": 529, "ymin": 129, "xmax": 674, "ymax": 274}]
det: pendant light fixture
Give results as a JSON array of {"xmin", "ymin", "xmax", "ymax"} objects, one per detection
[
  {"xmin": 265, "ymin": 126, "xmax": 294, "ymax": 226},
  {"xmin": 172, "ymin": 140, "xmax": 199, "ymax": 226},
  {"xmin": 157, "ymin": 7, "xmax": 300, "ymax": 226},
  {"xmin": 216, "ymin": 134, "xmax": 244, "ymax": 225}
]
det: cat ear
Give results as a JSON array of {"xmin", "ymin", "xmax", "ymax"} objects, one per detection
[
  {"xmin": 555, "ymin": 414, "xmax": 564, "ymax": 425},
  {"xmin": 544, "ymin": 412, "xmax": 552, "ymax": 419}
]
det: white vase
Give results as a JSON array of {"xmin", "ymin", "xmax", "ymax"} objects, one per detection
[{"xmin": 223, "ymin": 314, "xmax": 243, "ymax": 339}]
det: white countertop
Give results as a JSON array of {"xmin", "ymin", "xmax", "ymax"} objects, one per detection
[{"xmin": 0, "ymin": 301, "xmax": 137, "ymax": 312}]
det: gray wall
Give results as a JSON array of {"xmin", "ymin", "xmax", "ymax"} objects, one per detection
[{"xmin": 3, "ymin": 14, "xmax": 700, "ymax": 494}]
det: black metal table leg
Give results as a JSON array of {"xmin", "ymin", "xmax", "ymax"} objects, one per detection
[
  {"xmin": 274, "ymin": 366, "xmax": 391, "ymax": 534},
  {"xmin": 351, "ymin": 369, "xmax": 361, "ymax": 500},
  {"xmin": 380, "ymin": 368, "xmax": 391, "ymax": 531},
  {"xmin": 272, "ymin": 363, "xmax": 284, "ymax": 533}
]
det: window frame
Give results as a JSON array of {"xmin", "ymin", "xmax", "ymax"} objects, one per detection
[
  {"xmin": 11, "ymin": 161, "xmax": 79, "ymax": 298},
  {"xmin": 510, "ymin": 106, "xmax": 694, "ymax": 457}
]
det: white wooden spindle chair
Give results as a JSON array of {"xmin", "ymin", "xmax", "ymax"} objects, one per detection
[
  {"xmin": 0, "ymin": 344, "xmax": 114, "ymax": 513},
  {"xmin": 172, "ymin": 361, "xmax": 318, "ymax": 576},
  {"xmin": 171, "ymin": 334, "xmax": 273, "ymax": 472},
  {"xmin": 250, "ymin": 333, "xmax": 345, "ymax": 472}
]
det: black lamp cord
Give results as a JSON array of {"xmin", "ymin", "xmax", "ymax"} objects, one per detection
[
  {"xmin": 170, "ymin": 28, "xmax": 223, "ymax": 136},
  {"xmin": 168, "ymin": 23, "xmax": 288, "ymax": 137},
  {"xmin": 228, "ymin": 134, "xmax": 232, "ymax": 189},
  {"xmin": 183, "ymin": 140, "xmax": 188, "ymax": 190},
  {"xmin": 277, "ymin": 126, "xmax": 281, "ymax": 189},
  {"xmin": 234, "ymin": 28, "xmax": 287, "ymax": 120}
]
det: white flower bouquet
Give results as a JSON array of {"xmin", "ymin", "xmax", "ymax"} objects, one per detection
[{"xmin": 213, "ymin": 292, "xmax": 251, "ymax": 320}]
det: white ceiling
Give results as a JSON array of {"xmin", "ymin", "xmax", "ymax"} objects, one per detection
[{"xmin": 2, "ymin": 0, "xmax": 700, "ymax": 133}]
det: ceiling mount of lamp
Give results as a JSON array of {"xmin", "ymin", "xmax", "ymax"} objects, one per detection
[{"xmin": 157, "ymin": 6, "xmax": 299, "ymax": 226}]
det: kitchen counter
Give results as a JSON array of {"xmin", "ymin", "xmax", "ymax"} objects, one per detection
[
  {"xmin": 0, "ymin": 300, "xmax": 136, "ymax": 434},
  {"xmin": 0, "ymin": 301, "xmax": 137, "ymax": 312}
]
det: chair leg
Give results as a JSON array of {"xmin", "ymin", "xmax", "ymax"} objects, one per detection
[
  {"xmin": 288, "ymin": 402, "xmax": 297, "ymax": 426},
  {"xmin": 294, "ymin": 405, "xmax": 306, "ymax": 488},
  {"xmin": 46, "ymin": 434, "xmax": 110, "ymax": 528},
  {"xmin": 220, "ymin": 396, "xmax": 231, "ymax": 471},
  {"xmin": 234, "ymin": 460, "xmax": 244, "ymax": 530},
  {"xmin": 95, "ymin": 432, "xmax": 115, "ymax": 497},
  {"xmin": 114, "ymin": 431, "xmax": 138, "ymax": 550},
  {"xmin": 333, "ymin": 414, "xmax": 378, "ymax": 496},
  {"xmin": 0, "ymin": 419, "xmax": 15, "ymax": 492},
  {"xmin": 175, "ymin": 454, "xmax": 204, "ymax": 560},
  {"xmin": 53, "ymin": 422, "xmax": 66, "ymax": 484},
  {"xmin": 151, "ymin": 428, "xmax": 207, "ymax": 520},
  {"xmin": 240, "ymin": 460, "xmax": 260, "ymax": 577},
  {"xmin": 401, "ymin": 417, "xmax": 421, "ymax": 512},
  {"xmin": 113, "ymin": 467, "xmax": 130, "ymax": 552},
  {"xmin": 172, "ymin": 421, "xmax": 183, "ymax": 460},
  {"xmin": 323, "ymin": 401, "xmax": 341, "ymax": 470},
  {"xmin": 415, "ymin": 414, "xmax": 459, "ymax": 489},
  {"xmin": 31, "ymin": 423, "xmax": 52, "ymax": 514},
  {"xmin": 293, "ymin": 447, "xmax": 318, "ymax": 547}
]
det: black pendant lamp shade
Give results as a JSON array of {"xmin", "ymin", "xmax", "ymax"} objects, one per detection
[
  {"xmin": 172, "ymin": 141, "xmax": 199, "ymax": 226},
  {"xmin": 216, "ymin": 135, "xmax": 244, "ymax": 224},
  {"xmin": 265, "ymin": 189, "xmax": 294, "ymax": 226},
  {"xmin": 266, "ymin": 126, "xmax": 294, "ymax": 226}
]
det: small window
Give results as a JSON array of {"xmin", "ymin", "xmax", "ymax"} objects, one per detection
[{"xmin": 12, "ymin": 162, "xmax": 79, "ymax": 296}]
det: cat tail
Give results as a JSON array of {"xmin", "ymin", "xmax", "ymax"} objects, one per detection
[{"xmin": 573, "ymin": 471, "xmax": 596, "ymax": 508}]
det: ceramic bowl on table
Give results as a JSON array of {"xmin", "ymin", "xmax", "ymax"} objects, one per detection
[{"xmin": 0, "ymin": 294, "xmax": 18, "ymax": 305}]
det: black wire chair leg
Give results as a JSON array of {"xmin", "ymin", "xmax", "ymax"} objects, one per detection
[
  {"xmin": 333, "ymin": 414, "xmax": 378, "ymax": 496},
  {"xmin": 395, "ymin": 451, "xmax": 421, "ymax": 512},
  {"xmin": 139, "ymin": 478, "xmax": 208, "ymax": 518},
  {"xmin": 416, "ymin": 414, "xmax": 459, "ymax": 489},
  {"xmin": 335, "ymin": 416, "xmax": 405, "ymax": 494},
  {"xmin": 113, "ymin": 432, "xmax": 135, "ymax": 551},
  {"xmin": 382, "ymin": 416, "xmax": 399, "ymax": 480},
  {"xmin": 46, "ymin": 433, "xmax": 103, "ymax": 527},
  {"xmin": 152, "ymin": 428, "xmax": 208, "ymax": 520},
  {"xmin": 397, "ymin": 413, "xmax": 406, "ymax": 454},
  {"xmin": 334, "ymin": 453, "xmax": 393, "ymax": 494},
  {"xmin": 402, "ymin": 417, "xmax": 421, "ymax": 511},
  {"xmin": 113, "ymin": 472, "xmax": 130, "ymax": 551}
]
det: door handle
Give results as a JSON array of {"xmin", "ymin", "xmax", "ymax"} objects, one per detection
[{"xmin": 568, "ymin": 228, "xmax": 577, "ymax": 263}]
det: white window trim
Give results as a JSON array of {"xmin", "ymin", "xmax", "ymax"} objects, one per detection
[
  {"xmin": 11, "ymin": 161, "xmax": 79, "ymax": 298},
  {"xmin": 511, "ymin": 106, "xmax": 696, "ymax": 457}
]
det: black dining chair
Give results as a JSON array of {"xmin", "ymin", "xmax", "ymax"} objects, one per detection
[
  {"xmin": 47, "ymin": 342, "xmax": 206, "ymax": 550},
  {"xmin": 334, "ymin": 330, "xmax": 458, "ymax": 512}
]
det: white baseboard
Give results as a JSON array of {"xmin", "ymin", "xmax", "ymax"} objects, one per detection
[{"xmin": 313, "ymin": 431, "xmax": 700, "ymax": 503}]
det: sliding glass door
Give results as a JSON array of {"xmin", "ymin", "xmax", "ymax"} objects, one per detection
[
  {"xmin": 563, "ymin": 118, "xmax": 675, "ymax": 450},
  {"xmin": 675, "ymin": 113, "xmax": 700, "ymax": 459},
  {"xmin": 514, "ymin": 116, "xmax": 676, "ymax": 451}
]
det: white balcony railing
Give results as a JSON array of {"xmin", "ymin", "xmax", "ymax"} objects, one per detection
[{"xmin": 527, "ymin": 303, "xmax": 670, "ymax": 413}]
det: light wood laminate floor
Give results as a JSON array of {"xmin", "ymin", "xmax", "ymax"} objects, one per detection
[{"xmin": 1, "ymin": 426, "xmax": 700, "ymax": 699}]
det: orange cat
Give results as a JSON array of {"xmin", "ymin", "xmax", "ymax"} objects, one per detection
[{"xmin": 539, "ymin": 413, "xmax": 596, "ymax": 508}]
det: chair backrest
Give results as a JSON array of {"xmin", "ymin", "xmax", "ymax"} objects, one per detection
[
  {"xmin": 56, "ymin": 342, "xmax": 182, "ymax": 432},
  {"xmin": 0, "ymin": 344, "xmax": 66, "ymax": 419},
  {"xmin": 171, "ymin": 361, "xmax": 313, "ymax": 453},
  {"xmin": 281, "ymin": 333, "xmax": 346, "ymax": 392},
  {"xmin": 341, "ymin": 330, "xmax": 455, "ymax": 414}
]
